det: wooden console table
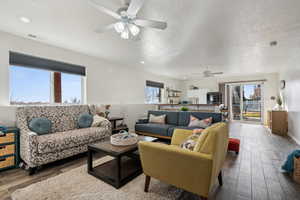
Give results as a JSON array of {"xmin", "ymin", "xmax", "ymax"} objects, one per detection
[{"xmin": 267, "ymin": 110, "xmax": 288, "ymax": 136}]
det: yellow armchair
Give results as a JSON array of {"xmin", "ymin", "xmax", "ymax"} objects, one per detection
[{"xmin": 138, "ymin": 122, "xmax": 229, "ymax": 199}]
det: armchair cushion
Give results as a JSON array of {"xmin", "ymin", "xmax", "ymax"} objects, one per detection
[{"xmin": 171, "ymin": 129, "xmax": 193, "ymax": 146}]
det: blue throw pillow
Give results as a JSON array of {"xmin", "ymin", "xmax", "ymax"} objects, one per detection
[
  {"xmin": 78, "ymin": 113, "xmax": 93, "ymax": 128},
  {"xmin": 29, "ymin": 118, "xmax": 52, "ymax": 135}
]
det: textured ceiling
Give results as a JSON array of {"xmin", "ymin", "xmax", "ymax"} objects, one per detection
[{"xmin": 1, "ymin": 0, "xmax": 300, "ymax": 79}]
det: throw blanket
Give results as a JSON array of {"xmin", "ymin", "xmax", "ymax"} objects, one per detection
[{"xmin": 282, "ymin": 150, "xmax": 300, "ymax": 173}]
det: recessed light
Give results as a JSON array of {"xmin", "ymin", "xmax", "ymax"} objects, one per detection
[
  {"xmin": 140, "ymin": 61, "xmax": 145, "ymax": 64},
  {"xmin": 19, "ymin": 17, "xmax": 31, "ymax": 23}
]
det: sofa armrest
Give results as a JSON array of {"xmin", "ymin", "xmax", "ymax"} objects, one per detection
[
  {"xmin": 136, "ymin": 118, "xmax": 149, "ymax": 124},
  {"xmin": 171, "ymin": 129, "xmax": 193, "ymax": 146},
  {"xmin": 139, "ymin": 141, "xmax": 213, "ymax": 196}
]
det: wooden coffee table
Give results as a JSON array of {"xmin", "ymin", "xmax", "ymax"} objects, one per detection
[{"xmin": 87, "ymin": 136, "xmax": 158, "ymax": 189}]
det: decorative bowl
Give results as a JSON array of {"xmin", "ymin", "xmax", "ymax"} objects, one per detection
[{"xmin": 110, "ymin": 131, "xmax": 138, "ymax": 146}]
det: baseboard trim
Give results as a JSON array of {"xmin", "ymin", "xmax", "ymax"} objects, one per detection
[{"xmin": 288, "ymin": 133, "xmax": 300, "ymax": 145}]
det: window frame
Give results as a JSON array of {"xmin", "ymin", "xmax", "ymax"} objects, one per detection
[{"xmin": 9, "ymin": 66, "xmax": 85, "ymax": 105}]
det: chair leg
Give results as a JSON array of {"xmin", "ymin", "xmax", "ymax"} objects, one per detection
[
  {"xmin": 218, "ymin": 171, "xmax": 223, "ymax": 186},
  {"xmin": 144, "ymin": 175, "xmax": 151, "ymax": 192}
]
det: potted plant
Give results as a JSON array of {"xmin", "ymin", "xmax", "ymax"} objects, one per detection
[
  {"xmin": 274, "ymin": 95, "xmax": 283, "ymax": 110},
  {"xmin": 180, "ymin": 107, "xmax": 189, "ymax": 111}
]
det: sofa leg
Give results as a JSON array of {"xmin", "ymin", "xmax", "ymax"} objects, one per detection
[
  {"xmin": 218, "ymin": 171, "xmax": 223, "ymax": 186},
  {"xmin": 144, "ymin": 175, "xmax": 151, "ymax": 192},
  {"xmin": 28, "ymin": 167, "xmax": 37, "ymax": 176}
]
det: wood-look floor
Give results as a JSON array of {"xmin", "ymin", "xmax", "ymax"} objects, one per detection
[{"xmin": 0, "ymin": 122, "xmax": 300, "ymax": 200}]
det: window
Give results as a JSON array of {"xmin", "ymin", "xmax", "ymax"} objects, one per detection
[
  {"xmin": 10, "ymin": 66, "xmax": 51, "ymax": 104},
  {"xmin": 62, "ymin": 73, "xmax": 82, "ymax": 104},
  {"xmin": 145, "ymin": 80, "xmax": 164, "ymax": 104},
  {"xmin": 9, "ymin": 52, "xmax": 85, "ymax": 105}
]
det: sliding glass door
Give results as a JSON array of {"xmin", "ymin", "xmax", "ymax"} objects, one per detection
[{"xmin": 229, "ymin": 83, "xmax": 263, "ymax": 123}]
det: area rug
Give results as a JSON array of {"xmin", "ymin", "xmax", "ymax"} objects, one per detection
[{"xmin": 11, "ymin": 156, "xmax": 192, "ymax": 200}]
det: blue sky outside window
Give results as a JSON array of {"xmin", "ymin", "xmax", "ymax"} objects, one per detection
[{"xmin": 10, "ymin": 65, "xmax": 82, "ymax": 104}]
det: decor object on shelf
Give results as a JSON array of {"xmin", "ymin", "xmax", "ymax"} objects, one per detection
[
  {"xmin": 16, "ymin": 105, "xmax": 111, "ymax": 175},
  {"xmin": 110, "ymin": 130, "xmax": 138, "ymax": 146},
  {"xmin": 180, "ymin": 107, "xmax": 189, "ymax": 111},
  {"xmin": 89, "ymin": 0, "xmax": 167, "ymax": 40},
  {"xmin": 228, "ymin": 138, "xmax": 240, "ymax": 155},
  {"xmin": 0, "ymin": 127, "xmax": 20, "ymax": 172},
  {"xmin": 139, "ymin": 122, "xmax": 229, "ymax": 199}
]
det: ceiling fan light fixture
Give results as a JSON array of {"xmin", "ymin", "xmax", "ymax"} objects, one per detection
[
  {"xmin": 128, "ymin": 24, "xmax": 140, "ymax": 36},
  {"xmin": 120, "ymin": 27, "xmax": 130, "ymax": 39},
  {"xmin": 114, "ymin": 22, "xmax": 125, "ymax": 33}
]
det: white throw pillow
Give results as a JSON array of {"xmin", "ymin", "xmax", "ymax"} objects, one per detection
[
  {"xmin": 188, "ymin": 115, "xmax": 212, "ymax": 128},
  {"xmin": 149, "ymin": 114, "xmax": 166, "ymax": 124},
  {"xmin": 91, "ymin": 115, "xmax": 108, "ymax": 127}
]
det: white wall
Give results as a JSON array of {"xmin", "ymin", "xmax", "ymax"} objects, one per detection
[
  {"xmin": 280, "ymin": 70, "xmax": 300, "ymax": 144},
  {"xmin": 0, "ymin": 31, "xmax": 182, "ymax": 128},
  {"xmin": 182, "ymin": 73, "xmax": 279, "ymax": 124}
]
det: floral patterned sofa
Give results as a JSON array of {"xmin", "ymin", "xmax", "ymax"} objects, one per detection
[{"xmin": 16, "ymin": 105, "xmax": 111, "ymax": 174}]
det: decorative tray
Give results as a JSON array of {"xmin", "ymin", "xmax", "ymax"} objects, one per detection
[{"xmin": 110, "ymin": 131, "xmax": 138, "ymax": 146}]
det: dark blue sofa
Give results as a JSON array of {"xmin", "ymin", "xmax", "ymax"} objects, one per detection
[{"xmin": 135, "ymin": 110, "xmax": 222, "ymax": 139}]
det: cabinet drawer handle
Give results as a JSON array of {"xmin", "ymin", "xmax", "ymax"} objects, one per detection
[{"xmin": 0, "ymin": 158, "xmax": 6, "ymax": 162}]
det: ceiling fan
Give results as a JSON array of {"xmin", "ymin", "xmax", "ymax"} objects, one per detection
[
  {"xmin": 191, "ymin": 70, "xmax": 224, "ymax": 78},
  {"xmin": 89, "ymin": 0, "xmax": 168, "ymax": 40},
  {"xmin": 203, "ymin": 70, "xmax": 223, "ymax": 77}
]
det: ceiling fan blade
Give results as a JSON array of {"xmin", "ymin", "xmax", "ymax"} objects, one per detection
[
  {"xmin": 95, "ymin": 23, "xmax": 116, "ymax": 33},
  {"xmin": 127, "ymin": 0, "xmax": 145, "ymax": 16},
  {"xmin": 211, "ymin": 72, "xmax": 223, "ymax": 75},
  {"xmin": 133, "ymin": 19, "xmax": 167, "ymax": 30},
  {"xmin": 120, "ymin": 0, "xmax": 130, "ymax": 6},
  {"xmin": 89, "ymin": 0, "xmax": 121, "ymax": 20}
]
